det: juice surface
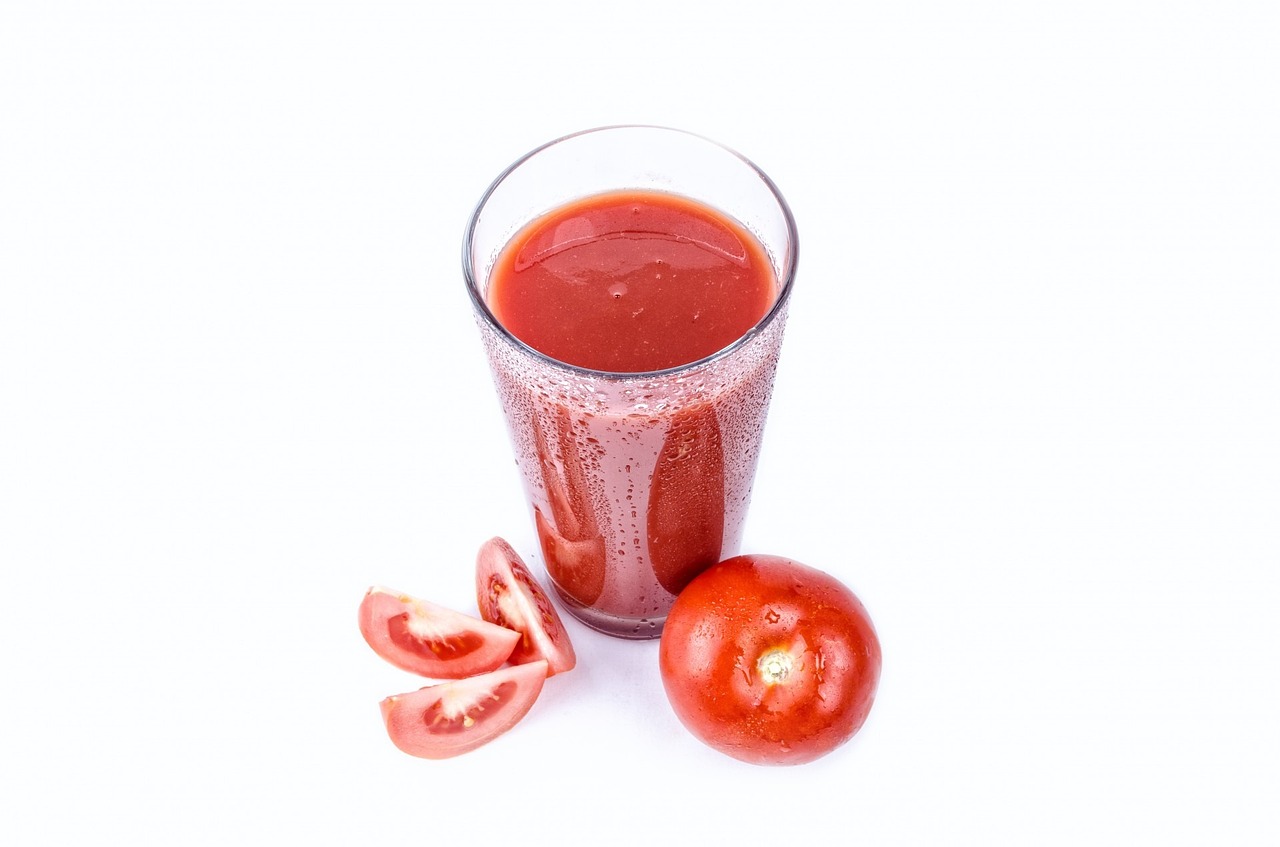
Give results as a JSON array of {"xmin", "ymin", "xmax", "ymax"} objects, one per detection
[{"xmin": 486, "ymin": 190, "xmax": 777, "ymax": 373}]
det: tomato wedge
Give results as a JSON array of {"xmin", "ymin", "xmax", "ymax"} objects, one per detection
[
  {"xmin": 380, "ymin": 660, "xmax": 548, "ymax": 759},
  {"xmin": 358, "ymin": 586, "xmax": 519, "ymax": 679},
  {"xmin": 475, "ymin": 537, "xmax": 577, "ymax": 675}
]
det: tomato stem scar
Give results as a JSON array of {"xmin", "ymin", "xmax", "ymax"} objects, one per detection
[{"xmin": 757, "ymin": 648, "xmax": 793, "ymax": 686}]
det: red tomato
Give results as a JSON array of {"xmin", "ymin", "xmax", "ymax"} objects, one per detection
[
  {"xmin": 380, "ymin": 660, "xmax": 548, "ymax": 759},
  {"xmin": 358, "ymin": 586, "xmax": 519, "ymax": 679},
  {"xmin": 658, "ymin": 555, "xmax": 881, "ymax": 766},
  {"xmin": 476, "ymin": 537, "xmax": 577, "ymax": 675}
]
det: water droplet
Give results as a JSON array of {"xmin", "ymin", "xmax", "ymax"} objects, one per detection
[{"xmin": 608, "ymin": 282, "xmax": 628, "ymax": 299}]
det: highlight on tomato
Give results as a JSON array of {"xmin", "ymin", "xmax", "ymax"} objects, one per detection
[
  {"xmin": 475, "ymin": 536, "xmax": 576, "ymax": 675},
  {"xmin": 358, "ymin": 586, "xmax": 519, "ymax": 679},
  {"xmin": 658, "ymin": 554, "xmax": 882, "ymax": 766},
  {"xmin": 381, "ymin": 660, "xmax": 548, "ymax": 760}
]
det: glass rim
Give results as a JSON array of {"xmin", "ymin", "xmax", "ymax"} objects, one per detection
[{"xmin": 462, "ymin": 124, "xmax": 799, "ymax": 381}]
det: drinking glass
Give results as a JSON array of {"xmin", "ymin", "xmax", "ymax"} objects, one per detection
[{"xmin": 464, "ymin": 126, "xmax": 797, "ymax": 638}]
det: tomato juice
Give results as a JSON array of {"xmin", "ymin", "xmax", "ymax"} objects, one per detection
[
  {"xmin": 486, "ymin": 191, "xmax": 776, "ymax": 373},
  {"xmin": 476, "ymin": 189, "xmax": 788, "ymax": 636}
]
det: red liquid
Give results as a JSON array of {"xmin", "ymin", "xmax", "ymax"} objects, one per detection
[
  {"xmin": 487, "ymin": 190, "xmax": 776, "ymax": 374},
  {"xmin": 483, "ymin": 190, "xmax": 784, "ymax": 634}
]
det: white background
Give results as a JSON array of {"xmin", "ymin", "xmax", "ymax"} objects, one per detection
[{"xmin": 2, "ymin": 2, "xmax": 1277, "ymax": 844}]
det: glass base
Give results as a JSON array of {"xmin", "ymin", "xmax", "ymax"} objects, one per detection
[{"xmin": 551, "ymin": 584, "xmax": 667, "ymax": 639}]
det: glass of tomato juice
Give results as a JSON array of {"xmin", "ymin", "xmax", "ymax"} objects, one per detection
[{"xmin": 464, "ymin": 126, "xmax": 797, "ymax": 638}]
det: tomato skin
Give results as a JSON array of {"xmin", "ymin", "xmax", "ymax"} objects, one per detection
[
  {"xmin": 475, "ymin": 537, "xmax": 577, "ymax": 675},
  {"xmin": 358, "ymin": 586, "xmax": 519, "ymax": 679},
  {"xmin": 658, "ymin": 555, "xmax": 881, "ymax": 766},
  {"xmin": 380, "ymin": 660, "xmax": 548, "ymax": 759}
]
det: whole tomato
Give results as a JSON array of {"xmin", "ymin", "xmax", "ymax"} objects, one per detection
[{"xmin": 658, "ymin": 554, "xmax": 881, "ymax": 766}]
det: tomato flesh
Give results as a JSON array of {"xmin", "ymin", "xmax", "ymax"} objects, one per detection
[
  {"xmin": 358, "ymin": 586, "xmax": 519, "ymax": 679},
  {"xmin": 475, "ymin": 537, "xmax": 577, "ymax": 675},
  {"xmin": 658, "ymin": 554, "xmax": 881, "ymax": 766},
  {"xmin": 380, "ymin": 660, "xmax": 548, "ymax": 759}
]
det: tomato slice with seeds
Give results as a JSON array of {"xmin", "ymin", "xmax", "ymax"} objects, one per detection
[
  {"xmin": 380, "ymin": 660, "xmax": 548, "ymax": 759},
  {"xmin": 475, "ymin": 537, "xmax": 577, "ymax": 675},
  {"xmin": 358, "ymin": 586, "xmax": 519, "ymax": 679}
]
